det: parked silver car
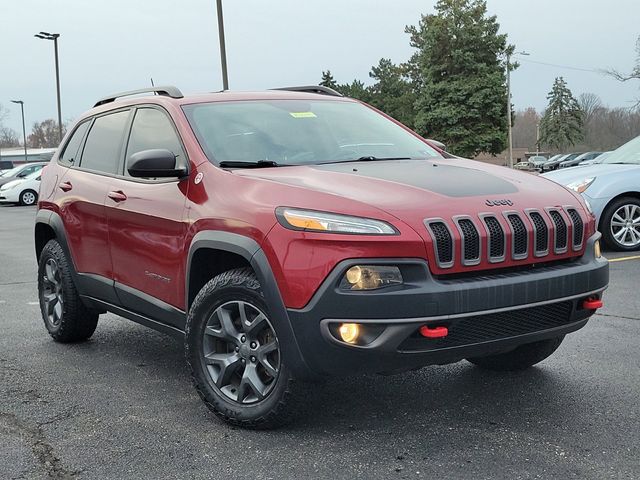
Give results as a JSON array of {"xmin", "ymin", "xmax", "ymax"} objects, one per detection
[{"xmin": 543, "ymin": 136, "xmax": 640, "ymax": 251}]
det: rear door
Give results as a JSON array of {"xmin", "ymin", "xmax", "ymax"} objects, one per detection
[
  {"xmin": 106, "ymin": 106, "xmax": 190, "ymax": 326},
  {"xmin": 56, "ymin": 109, "xmax": 131, "ymax": 303}
]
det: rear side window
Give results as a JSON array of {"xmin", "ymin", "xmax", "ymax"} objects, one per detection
[
  {"xmin": 80, "ymin": 110, "xmax": 130, "ymax": 174},
  {"xmin": 125, "ymin": 108, "xmax": 185, "ymax": 170},
  {"xmin": 59, "ymin": 121, "xmax": 90, "ymax": 167}
]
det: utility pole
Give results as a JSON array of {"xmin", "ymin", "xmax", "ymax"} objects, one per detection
[
  {"xmin": 11, "ymin": 100, "xmax": 28, "ymax": 163},
  {"xmin": 35, "ymin": 32, "xmax": 63, "ymax": 143},
  {"xmin": 505, "ymin": 50, "xmax": 529, "ymax": 168},
  {"xmin": 216, "ymin": 0, "xmax": 229, "ymax": 90}
]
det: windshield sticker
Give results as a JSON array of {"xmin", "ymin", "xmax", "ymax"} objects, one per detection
[{"xmin": 289, "ymin": 112, "xmax": 317, "ymax": 118}]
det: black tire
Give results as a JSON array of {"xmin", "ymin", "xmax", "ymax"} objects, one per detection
[
  {"xmin": 19, "ymin": 189, "xmax": 38, "ymax": 206},
  {"xmin": 600, "ymin": 196, "xmax": 640, "ymax": 251},
  {"xmin": 466, "ymin": 336, "xmax": 564, "ymax": 371},
  {"xmin": 185, "ymin": 268, "xmax": 296, "ymax": 429},
  {"xmin": 37, "ymin": 239, "xmax": 99, "ymax": 342}
]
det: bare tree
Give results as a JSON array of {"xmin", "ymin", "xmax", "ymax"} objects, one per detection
[
  {"xmin": 28, "ymin": 119, "xmax": 66, "ymax": 148},
  {"xmin": 607, "ymin": 35, "xmax": 640, "ymax": 109},
  {"xmin": 512, "ymin": 107, "xmax": 540, "ymax": 150},
  {"xmin": 0, "ymin": 127, "xmax": 20, "ymax": 148},
  {"xmin": 578, "ymin": 93, "xmax": 603, "ymax": 124}
]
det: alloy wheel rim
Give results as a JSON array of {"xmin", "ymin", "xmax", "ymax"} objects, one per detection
[
  {"xmin": 22, "ymin": 192, "xmax": 36, "ymax": 205},
  {"xmin": 42, "ymin": 258, "xmax": 64, "ymax": 327},
  {"xmin": 611, "ymin": 204, "xmax": 640, "ymax": 247},
  {"xmin": 202, "ymin": 300, "xmax": 280, "ymax": 404}
]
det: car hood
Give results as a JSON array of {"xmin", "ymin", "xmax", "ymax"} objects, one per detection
[
  {"xmin": 542, "ymin": 163, "xmax": 640, "ymax": 185},
  {"xmin": 233, "ymin": 157, "xmax": 585, "ymax": 225}
]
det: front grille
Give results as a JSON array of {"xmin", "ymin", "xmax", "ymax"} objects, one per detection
[
  {"xmin": 457, "ymin": 218, "xmax": 480, "ymax": 263},
  {"xmin": 529, "ymin": 211, "xmax": 549, "ymax": 254},
  {"xmin": 425, "ymin": 205, "xmax": 584, "ymax": 270},
  {"xmin": 398, "ymin": 301, "xmax": 573, "ymax": 351},
  {"xmin": 483, "ymin": 216, "xmax": 505, "ymax": 260},
  {"xmin": 426, "ymin": 221, "xmax": 453, "ymax": 267},
  {"xmin": 507, "ymin": 213, "xmax": 528, "ymax": 257},
  {"xmin": 567, "ymin": 208, "xmax": 584, "ymax": 249},
  {"xmin": 549, "ymin": 210, "xmax": 568, "ymax": 252}
]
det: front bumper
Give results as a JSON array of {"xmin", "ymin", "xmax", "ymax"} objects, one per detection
[{"xmin": 286, "ymin": 234, "xmax": 609, "ymax": 377}]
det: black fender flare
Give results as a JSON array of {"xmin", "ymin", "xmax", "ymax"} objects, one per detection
[
  {"xmin": 186, "ymin": 231, "xmax": 313, "ymax": 378},
  {"xmin": 35, "ymin": 209, "xmax": 73, "ymax": 265}
]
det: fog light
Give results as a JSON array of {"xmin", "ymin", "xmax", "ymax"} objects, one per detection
[
  {"xmin": 338, "ymin": 323, "xmax": 360, "ymax": 344},
  {"xmin": 341, "ymin": 265, "xmax": 403, "ymax": 290},
  {"xmin": 594, "ymin": 240, "xmax": 601, "ymax": 258}
]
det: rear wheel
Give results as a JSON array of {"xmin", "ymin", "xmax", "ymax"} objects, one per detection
[
  {"xmin": 601, "ymin": 197, "xmax": 640, "ymax": 251},
  {"xmin": 38, "ymin": 239, "xmax": 99, "ymax": 342},
  {"xmin": 185, "ymin": 268, "xmax": 295, "ymax": 429},
  {"xmin": 19, "ymin": 189, "xmax": 37, "ymax": 206},
  {"xmin": 466, "ymin": 336, "xmax": 564, "ymax": 371}
]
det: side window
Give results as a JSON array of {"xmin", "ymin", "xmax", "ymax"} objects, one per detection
[
  {"xmin": 80, "ymin": 110, "xmax": 130, "ymax": 174},
  {"xmin": 59, "ymin": 120, "xmax": 91, "ymax": 167},
  {"xmin": 125, "ymin": 108, "xmax": 185, "ymax": 175}
]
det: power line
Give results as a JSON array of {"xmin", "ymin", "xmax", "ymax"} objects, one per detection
[{"xmin": 516, "ymin": 57, "xmax": 603, "ymax": 74}]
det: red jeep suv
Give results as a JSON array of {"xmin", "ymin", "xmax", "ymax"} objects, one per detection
[{"xmin": 35, "ymin": 86, "xmax": 609, "ymax": 428}]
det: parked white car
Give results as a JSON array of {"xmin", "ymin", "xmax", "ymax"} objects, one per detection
[{"xmin": 0, "ymin": 170, "xmax": 42, "ymax": 206}]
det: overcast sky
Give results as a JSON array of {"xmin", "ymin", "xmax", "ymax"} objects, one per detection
[{"xmin": 1, "ymin": 0, "xmax": 639, "ymax": 135}]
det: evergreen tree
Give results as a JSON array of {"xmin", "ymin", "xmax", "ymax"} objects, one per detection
[
  {"xmin": 319, "ymin": 70, "xmax": 338, "ymax": 89},
  {"xmin": 406, "ymin": 0, "xmax": 512, "ymax": 157},
  {"xmin": 368, "ymin": 59, "xmax": 417, "ymax": 128},
  {"xmin": 539, "ymin": 77, "xmax": 584, "ymax": 151}
]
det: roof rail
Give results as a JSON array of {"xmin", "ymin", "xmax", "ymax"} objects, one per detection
[
  {"xmin": 93, "ymin": 86, "xmax": 184, "ymax": 107},
  {"xmin": 271, "ymin": 85, "xmax": 343, "ymax": 97}
]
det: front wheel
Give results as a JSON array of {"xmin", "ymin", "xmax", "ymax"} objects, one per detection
[
  {"xmin": 600, "ymin": 197, "xmax": 640, "ymax": 251},
  {"xmin": 185, "ymin": 268, "xmax": 295, "ymax": 429},
  {"xmin": 466, "ymin": 336, "xmax": 564, "ymax": 371}
]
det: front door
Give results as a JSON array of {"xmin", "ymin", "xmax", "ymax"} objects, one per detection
[{"xmin": 106, "ymin": 107, "xmax": 190, "ymax": 328}]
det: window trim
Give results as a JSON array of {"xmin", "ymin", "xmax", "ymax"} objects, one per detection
[
  {"xmin": 57, "ymin": 119, "xmax": 92, "ymax": 168},
  {"xmin": 75, "ymin": 107, "xmax": 133, "ymax": 176},
  {"xmin": 118, "ymin": 104, "xmax": 190, "ymax": 183}
]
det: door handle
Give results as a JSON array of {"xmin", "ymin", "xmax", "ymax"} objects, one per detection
[
  {"xmin": 58, "ymin": 181, "xmax": 72, "ymax": 192},
  {"xmin": 107, "ymin": 190, "xmax": 127, "ymax": 202}
]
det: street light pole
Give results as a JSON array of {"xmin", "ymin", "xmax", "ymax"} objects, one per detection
[
  {"xmin": 216, "ymin": 0, "xmax": 229, "ymax": 90},
  {"xmin": 10, "ymin": 100, "xmax": 28, "ymax": 164},
  {"xmin": 35, "ymin": 32, "xmax": 63, "ymax": 143},
  {"xmin": 505, "ymin": 50, "xmax": 529, "ymax": 168}
]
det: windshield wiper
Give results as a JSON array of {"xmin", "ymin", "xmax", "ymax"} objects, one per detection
[
  {"xmin": 354, "ymin": 156, "xmax": 413, "ymax": 161},
  {"xmin": 218, "ymin": 160, "xmax": 282, "ymax": 168}
]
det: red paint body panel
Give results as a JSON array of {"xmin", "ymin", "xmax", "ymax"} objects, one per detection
[{"xmin": 38, "ymin": 90, "xmax": 595, "ymax": 314}]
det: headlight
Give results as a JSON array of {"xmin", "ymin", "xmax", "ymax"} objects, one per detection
[
  {"xmin": 276, "ymin": 207, "xmax": 397, "ymax": 235},
  {"xmin": 583, "ymin": 197, "xmax": 594, "ymax": 215},
  {"xmin": 566, "ymin": 177, "xmax": 595, "ymax": 194}
]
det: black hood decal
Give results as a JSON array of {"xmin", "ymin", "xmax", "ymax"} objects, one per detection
[{"xmin": 312, "ymin": 160, "xmax": 518, "ymax": 197}]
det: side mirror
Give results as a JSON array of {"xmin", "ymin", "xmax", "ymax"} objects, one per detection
[
  {"xmin": 127, "ymin": 149, "xmax": 188, "ymax": 178},
  {"xmin": 425, "ymin": 138, "xmax": 446, "ymax": 151}
]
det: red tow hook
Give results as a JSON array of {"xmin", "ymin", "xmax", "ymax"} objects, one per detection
[
  {"xmin": 419, "ymin": 325, "xmax": 449, "ymax": 338},
  {"xmin": 582, "ymin": 297, "xmax": 604, "ymax": 310}
]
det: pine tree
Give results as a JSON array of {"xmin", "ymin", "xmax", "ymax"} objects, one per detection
[
  {"xmin": 406, "ymin": 0, "xmax": 512, "ymax": 157},
  {"xmin": 368, "ymin": 59, "xmax": 417, "ymax": 128},
  {"xmin": 319, "ymin": 70, "xmax": 338, "ymax": 89},
  {"xmin": 539, "ymin": 77, "xmax": 584, "ymax": 151}
]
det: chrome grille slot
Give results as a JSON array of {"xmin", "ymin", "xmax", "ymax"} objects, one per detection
[
  {"xmin": 507, "ymin": 213, "xmax": 528, "ymax": 259},
  {"xmin": 528, "ymin": 211, "xmax": 549, "ymax": 255},
  {"xmin": 483, "ymin": 215, "xmax": 505, "ymax": 261},
  {"xmin": 456, "ymin": 218, "xmax": 481, "ymax": 265},
  {"xmin": 567, "ymin": 208, "xmax": 584, "ymax": 249},
  {"xmin": 425, "ymin": 220, "xmax": 454, "ymax": 268},
  {"xmin": 549, "ymin": 210, "xmax": 568, "ymax": 253}
]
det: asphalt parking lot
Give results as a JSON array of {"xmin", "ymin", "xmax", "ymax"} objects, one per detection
[{"xmin": 1, "ymin": 205, "xmax": 638, "ymax": 480}]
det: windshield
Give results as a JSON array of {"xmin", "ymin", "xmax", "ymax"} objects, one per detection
[
  {"xmin": 602, "ymin": 135, "xmax": 640, "ymax": 165},
  {"xmin": 183, "ymin": 100, "xmax": 440, "ymax": 166}
]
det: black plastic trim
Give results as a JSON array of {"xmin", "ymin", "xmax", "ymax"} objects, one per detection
[
  {"xmin": 94, "ymin": 86, "xmax": 183, "ymax": 107},
  {"xmin": 115, "ymin": 281, "xmax": 185, "ymax": 330}
]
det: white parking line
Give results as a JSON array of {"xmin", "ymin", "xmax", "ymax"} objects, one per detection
[{"xmin": 27, "ymin": 301, "xmax": 39, "ymax": 305}]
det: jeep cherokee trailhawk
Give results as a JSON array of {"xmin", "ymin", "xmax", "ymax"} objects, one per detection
[{"xmin": 35, "ymin": 85, "xmax": 609, "ymax": 428}]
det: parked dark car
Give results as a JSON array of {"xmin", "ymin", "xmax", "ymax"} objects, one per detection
[
  {"xmin": 543, "ymin": 153, "xmax": 580, "ymax": 171},
  {"xmin": 559, "ymin": 152, "xmax": 603, "ymax": 169}
]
